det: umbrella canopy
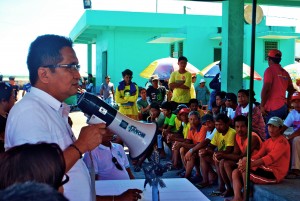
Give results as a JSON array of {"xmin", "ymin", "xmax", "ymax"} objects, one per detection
[
  {"xmin": 140, "ymin": 57, "xmax": 200, "ymax": 80},
  {"xmin": 199, "ymin": 61, "xmax": 262, "ymax": 81},
  {"xmin": 283, "ymin": 63, "xmax": 300, "ymax": 82}
]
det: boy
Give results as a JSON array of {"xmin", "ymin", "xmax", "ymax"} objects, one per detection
[{"xmin": 137, "ymin": 88, "xmax": 150, "ymax": 121}]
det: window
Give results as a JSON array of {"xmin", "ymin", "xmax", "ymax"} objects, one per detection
[
  {"xmin": 170, "ymin": 44, "xmax": 175, "ymax": 58},
  {"xmin": 178, "ymin": 42, "xmax": 183, "ymax": 57},
  {"xmin": 264, "ymin": 41, "xmax": 278, "ymax": 60}
]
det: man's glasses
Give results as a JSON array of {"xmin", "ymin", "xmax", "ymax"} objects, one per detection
[
  {"xmin": 44, "ymin": 64, "xmax": 80, "ymax": 71},
  {"xmin": 112, "ymin": 156, "xmax": 123, "ymax": 171}
]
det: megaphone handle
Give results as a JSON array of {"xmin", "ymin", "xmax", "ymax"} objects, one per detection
[{"xmin": 88, "ymin": 151, "xmax": 96, "ymax": 201}]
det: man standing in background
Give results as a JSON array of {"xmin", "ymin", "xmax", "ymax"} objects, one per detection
[
  {"xmin": 99, "ymin": 75, "xmax": 114, "ymax": 106},
  {"xmin": 261, "ymin": 49, "xmax": 295, "ymax": 138},
  {"xmin": 169, "ymin": 56, "xmax": 192, "ymax": 107}
]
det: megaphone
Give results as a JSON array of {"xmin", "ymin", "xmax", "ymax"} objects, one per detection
[{"xmin": 77, "ymin": 92, "xmax": 157, "ymax": 159}]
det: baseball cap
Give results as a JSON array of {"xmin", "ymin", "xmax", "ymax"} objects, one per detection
[
  {"xmin": 201, "ymin": 114, "xmax": 214, "ymax": 124},
  {"xmin": 267, "ymin": 117, "xmax": 283, "ymax": 127},
  {"xmin": 150, "ymin": 74, "xmax": 159, "ymax": 81},
  {"xmin": 200, "ymin": 79, "xmax": 206, "ymax": 83},
  {"xmin": 291, "ymin": 92, "xmax": 300, "ymax": 101},
  {"xmin": 267, "ymin": 49, "xmax": 282, "ymax": 58},
  {"xmin": 178, "ymin": 108, "xmax": 190, "ymax": 115},
  {"xmin": 225, "ymin": 93, "xmax": 237, "ymax": 103},
  {"xmin": 9, "ymin": 76, "xmax": 15, "ymax": 81},
  {"xmin": 173, "ymin": 104, "xmax": 188, "ymax": 114}
]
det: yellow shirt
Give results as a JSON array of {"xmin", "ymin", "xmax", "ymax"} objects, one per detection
[
  {"xmin": 190, "ymin": 84, "xmax": 196, "ymax": 99},
  {"xmin": 182, "ymin": 122, "xmax": 190, "ymax": 139},
  {"xmin": 115, "ymin": 84, "xmax": 139, "ymax": 116},
  {"xmin": 169, "ymin": 71, "xmax": 192, "ymax": 103},
  {"xmin": 211, "ymin": 127, "xmax": 236, "ymax": 151},
  {"xmin": 174, "ymin": 117, "xmax": 182, "ymax": 132}
]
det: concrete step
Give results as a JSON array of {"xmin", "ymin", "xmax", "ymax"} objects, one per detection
[{"xmin": 253, "ymin": 179, "xmax": 300, "ymax": 201}]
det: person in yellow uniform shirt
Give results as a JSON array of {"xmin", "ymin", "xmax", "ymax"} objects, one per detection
[
  {"xmin": 115, "ymin": 69, "xmax": 139, "ymax": 120},
  {"xmin": 169, "ymin": 56, "xmax": 192, "ymax": 107}
]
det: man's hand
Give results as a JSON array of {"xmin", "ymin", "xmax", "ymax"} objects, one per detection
[
  {"xmin": 117, "ymin": 189, "xmax": 143, "ymax": 201},
  {"xmin": 185, "ymin": 151, "xmax": 193, "ymax": 161},
  {"xmin": 75, "ymin": 123, "xmax": 111, "ymax": 153},
  {"xmin": 260, "ymin": 106, "xmax": 268, "ymax": 116},
  {"xmin": 172, "ymin": 141, "xmax": 182, "ymax": 150}
]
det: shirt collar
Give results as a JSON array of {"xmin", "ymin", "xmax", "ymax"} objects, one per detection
[{"xmin": 30, "ymin": 87, "xmax": 62, "ymax": 112}]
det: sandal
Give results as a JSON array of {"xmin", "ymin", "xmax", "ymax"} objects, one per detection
[
  {"xmin": 209, "ymin": 190, "xmax": 223, "ymax": 196},
  {"xmin": 195, "ymin": 182, "xmax": 212, "ymax": 189}
]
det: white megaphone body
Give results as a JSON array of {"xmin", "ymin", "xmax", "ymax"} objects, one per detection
[{"xmin": 77, "ymin": 92, "xmax": 157, "ymax": 159}]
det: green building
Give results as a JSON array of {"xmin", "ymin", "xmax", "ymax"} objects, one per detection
[{"xmin": 70, "ymin": 9, "xmax": 300, "ymax": 101}]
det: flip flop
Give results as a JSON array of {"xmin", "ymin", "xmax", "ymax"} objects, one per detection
[
  {"xmin": 195, "ymin": 182, "xmax": 212, "ymax": 189},
  {"xmin": 209, "ymin": 190, "xmax": 223, "ymax": 196}
]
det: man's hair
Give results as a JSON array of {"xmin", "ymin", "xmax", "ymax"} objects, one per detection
[
  {"xmin": 26, "ymin": 34, "xmax": 73, "ymax": 85},
  {"xmin": 268, "ymin": 57, "xmax": 281, "ymax": 64},
  {"xmin": 0, "ymin": 182, "xmax": 69, "ymax": 201},
  {"xmin": 234, "ymin": 115, "xmax": 248, "ymax": 127},
  {"xmin": 178, "ymin": 56, "xmax": 188, "ymax": 62},
  {"xmin": 189, "ymin": 98, "xmax": 198, "ymax": 105},
  {"xmin": 122, "ymin": 69, "xmax": 133, "ymax": 77},
  {"xmin": 216, "ymin": 91, "xmax": 226, "ymax": 100},
  {"xmin": 0, "ymin": 143, "xmax": 66, "ymax": 190},
  {"xmin": 188, "ymin": 111, "xmax": 200, "ymax": 119},
  {"xmin": 139, "ymin": 87, "xmax": 146, "ymax": 93},
  {"xmin": 215, "ymin": 113, "xmax": 230, "ymax": 124},
  {"xmin": 0, "ymin": 82, "xmax": 13, "ymax": 101}
]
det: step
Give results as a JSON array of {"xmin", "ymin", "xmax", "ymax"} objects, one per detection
[{"xmin": 253, "ymin": 179, "xmax": 300, "ymax": 201}]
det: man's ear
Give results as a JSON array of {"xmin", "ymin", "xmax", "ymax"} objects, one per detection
[{"xmin": 38, "ymin": 67, "xmax": 50, "ymax": 84}]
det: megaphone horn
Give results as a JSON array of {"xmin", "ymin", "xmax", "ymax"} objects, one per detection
[{"xmin": 77, "ymin": 92, "xmax": 157, "ymax": 159}]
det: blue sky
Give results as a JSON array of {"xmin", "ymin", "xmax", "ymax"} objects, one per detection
[{"xmin": 0, "ymin": 0, "xmax": 299, "ymax": 76}]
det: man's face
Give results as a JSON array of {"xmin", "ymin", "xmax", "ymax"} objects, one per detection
[
  {"xmin": 105, "ymin": 77, "xmax": 110, "ymax": 84},
  {"xmin": 204, "ymin": 120, "xmax": 215, "ymax": 131},
  {"xmin": 140, "ymin": 90, "xmax": 147, "ymax": 99},
  {"xmin": 215, "ymin": 96, "xmax": 223, "ymax": 106},
  {"xmin": 225, "ymin": 99, "xmax": 233, "ymax": 108},
  {"xmin": 150, "ymin": 108, "xmax": 160, "ymax": 118},
  {"xmin": 237, "ymin": 92, "xmax": 248, "ymax": 107},
  {"xmin": 161, "ymin": 109, "xmax": 170, "ymax": 117},
  {"xmin": 2, "ymin": 91, "xmax": 16, "ymax": 113},
  {"xmin": 190, "ymin": 103, "xmax": 198, "ymax": 111},
  {"xmin": 178, "ymin": 60, "xmax": 187, "ymax": 71},
  {"xmin": 46, "ymin": 47, "xmax": 80, "ymax": 102},
  {"xmin": 235, "ymin": 121, "xmax": 247, "ymax": 137},
  {"xmin": 292, "ymin": 99, "xmax": 300, "ymax": 112},
  {"xmin": 189, "ymin": 114, "xmax": 200, "ymax": 127},
  {"xmin": 180, "ymin": 113, "xmax": 189, "ymax": 123},
  {"xmin": 267, "ymin": 124, "xmax": 281, "ymax": 138},
  {"xmin": 151, "ymin": 80, "xmax": 159, "ymax": 88},
  {"xmin": 123, "ymin": 75, "xmax": 132, "ymax": 85},
  {"xmin": 215, "ymin": 119, "xmax": 229, "ymax": 134}
]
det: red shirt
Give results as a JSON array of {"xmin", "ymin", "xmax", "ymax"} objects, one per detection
[
  {"xmin": 263, "ymin": 64, "xmax": 293, "ymax": 111},
  {"xmin": 187, "ymin": 125, "xmax": 207, "ymax": 144},
  {"xmin": 252, "ymin": 135, "xmax": 290, "ymax": 182}
]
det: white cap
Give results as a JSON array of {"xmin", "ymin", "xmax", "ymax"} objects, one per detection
[{"xmin": 200, "ymin": 79, "xmax": 206, "ymax": 83}]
